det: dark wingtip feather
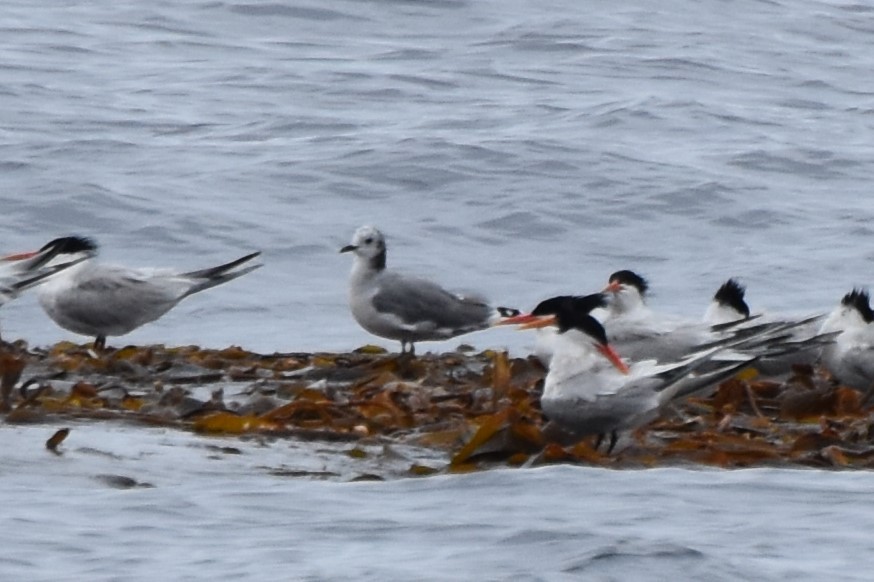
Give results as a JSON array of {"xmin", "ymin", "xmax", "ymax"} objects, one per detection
[
  {"xmin": 841, "ymin": 288, "xmax": 874, "ymax": 323},
  {"xmin": 713, "ymin": 278, "xmax": 750, "ymax": 318}
]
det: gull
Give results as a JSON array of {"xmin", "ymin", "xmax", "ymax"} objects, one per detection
[
  {"xmin": 34, "ymin": 236, "xmax": 262, "ymax": 350},
  {"xmin": 340, "ymin": 225, "xmax": 514, "ymax": 354}
]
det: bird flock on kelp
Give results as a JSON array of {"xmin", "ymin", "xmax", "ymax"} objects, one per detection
[{"xmin": 0, "ymin": 226, "xmax": 869, "ymax": 454}]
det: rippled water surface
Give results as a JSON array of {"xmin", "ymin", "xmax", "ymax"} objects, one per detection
[
  {"xmin": 2, "ymin": 0, "xmax": 874, "ymax": 578},
  {"xmin": 3, "ymin": 424, "xmax": 874, "ymax": 581}
]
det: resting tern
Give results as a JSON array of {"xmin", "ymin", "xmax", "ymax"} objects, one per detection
[
  {"xmin": 703, "ymin": 278, "xmax": 829, "ymax": 375},
  {"xmin": 819, "ymin": 289, "xmax": 874, "ymax": 393},
  {"xmin": 0, "ymin": 239, "xmax": 92, "ymax": 306},
  {"xmin": 506, "ymin": 294, "xmax": 755, "ymax": 453},
  {"xmin": 702, "ymin": 278, "xmax": 750, "ymax": 325},
  {"xmin": 34, "ymin": 236, "xmax": 262, "ymax": 350},
  {"xmin": 340, "ymin": 225, "xmax": 514, "ymax": 355}
]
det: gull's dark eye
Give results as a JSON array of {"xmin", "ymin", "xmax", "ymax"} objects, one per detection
[{"xmin": 364, "ymin": 237, "xmax": 373, "ymax": 244}]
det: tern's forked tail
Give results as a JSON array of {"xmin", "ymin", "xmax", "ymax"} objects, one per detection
[{"xmin": 182, "ymin": 251, "xmax": 263, "ymax": 297}]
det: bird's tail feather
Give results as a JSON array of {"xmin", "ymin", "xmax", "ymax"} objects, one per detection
[{"xmin": 182, "ymin": 253, "xmax": 262, "ymax": 297}]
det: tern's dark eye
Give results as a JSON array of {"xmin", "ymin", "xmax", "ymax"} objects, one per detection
[{"xmin": 364, "ymin": 237, "xmax": 373, "ymax": 244}]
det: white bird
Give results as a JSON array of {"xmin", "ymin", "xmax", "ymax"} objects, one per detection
[
  {"xmin": 340, "ymin": 225, "xmax": 513, "ymax": 355},
  {"xmin": 34, "ymin": 236, "xmax": 262, "ymax": 350},
  {"xmin": 598, "ymin": 269, "xmax": 706, "ymax": 361},
  {"xmin": 819, "ymin": 289, "xmax": 874, "ymax": 393},
  {"xmin": 703, "ymin": 278, "xmax": 828, "ymax": 376},
  {"xmin": 0, "ymin": 239, "xmax": 93, "ymax": 341},
  {"xmin": 702, "ymin": 278, "xmax": 750, "ymax": 325},
  {"xmin": 0, "ymin": 239, "xmax": 92, "ymax": 306},
  {"xmin": 528, "ymin": 272, "xmax": 753, "ymax": 367},
  {"xmin": 505, "ymin": 294, "xmax": 754, "ymax": 453}
]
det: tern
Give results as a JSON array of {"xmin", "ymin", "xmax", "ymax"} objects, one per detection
[
  {"xmin": 702, "ymin": 278, "xmax": 751, "ymax": 325},
  {"xmin": 0, "ymin": 239, "xmax": 93, "ymax": 341},
  {"xmin": 505, "ymin": 293, "xmax": 755, "ymax": 453},
  {"xmin": 599, "ymin": 270, "xmax": 777, "ymax": 363},
  {"xmin": 340, "ymin": 225, "xmax": 514, "ymax": 355},
  {"xmin": 0, "ymin": 239, "xmax": 92, "ymax": 306},
  {"xmin": 34, "ymin": 236, "xmax": 262, "ymax": 350},
  {"xmin": 819, "ymin": 289, "xmax": 874, "ymax": 393}
]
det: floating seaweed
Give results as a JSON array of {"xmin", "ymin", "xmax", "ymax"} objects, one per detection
[{"xmin": 2, "ymin": 340, "xmax": 874, "ymax": 477}]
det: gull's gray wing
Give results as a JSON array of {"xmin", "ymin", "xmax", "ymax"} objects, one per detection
[{"xmin": 370, "ymin": 272, "xmax": 492, "ymax": 334}]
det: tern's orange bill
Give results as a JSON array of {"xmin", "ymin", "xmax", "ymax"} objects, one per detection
[
  {"xmin": 516, "ymin": 314, "xmax": 557, "ymax": 330},
  {"xmin": 494, "ymin": 312, "xmax": 539, "ymax": 326},
  {"xmin": 1, "ymin": 250, "xmax": 38, "ymax": 262},
  {"xmin": 597, "ymin": 344, "xmax": 630, "ymax": 375},
  {"xmin": 603, "ymin": 280, "xmax": 622, "ymax": 293}
]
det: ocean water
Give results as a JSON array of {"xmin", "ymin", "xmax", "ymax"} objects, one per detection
[
  {"xmin": 2, "ymin": 0, "xmax": 874, "ymax": 578},
  {"xmin": 3, "ymin": 423, "xmax": 873, "ymax": 581}
]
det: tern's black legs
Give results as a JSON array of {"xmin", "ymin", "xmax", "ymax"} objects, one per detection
[{"xmin": 594, "ymin": 431, "xmax": 619, "ymax": 454}]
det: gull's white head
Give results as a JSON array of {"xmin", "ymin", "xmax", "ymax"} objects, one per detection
[
  {"xmin": 340, "ymin": 225, "xmax": 387, "ymax": 271},
  {"xmin": 821, "ymin": 289, "xmax": 873, "ymax": 335}
]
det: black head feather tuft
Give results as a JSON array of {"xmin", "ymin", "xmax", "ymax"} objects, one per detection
[
  {"xmin": 554, "ymin": 307, "xmax": 610, "ymax": 346},
  {"xmin": 531, "ymin": 293, "xmax": 607, "ymax": 317},
  {"xmin": 40, "ymin": 236, "xmax": 98, "ymax": 255},
  {"xmin": 608, "ymin": 270, "xmax": 649, "ymax": 295},
  {"xmin": 713, "ymin": 278, "xmax": 750, "ymax": 318},
  {"xmin": 841, "ymin": 288, "xmax": 874, "ymax": 323},
  {"xmin": 530, "ymin": 293, "xmax": 610, "ymax": 345}
]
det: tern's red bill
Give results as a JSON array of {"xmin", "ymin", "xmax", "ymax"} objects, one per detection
[
  {"xmin": 1, "ymin": 250, "xmax": 38, "ymax": 262},
  {"xmin": 597, "ymin": 344, "xmax": 630, "ymax": 375}
]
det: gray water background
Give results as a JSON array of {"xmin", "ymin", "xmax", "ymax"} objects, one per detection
[
  {"xmin": 3, "ymin": 0, "xmax": 874, "ymax": 354},
  {"xmin": 2, "ymin": 0, "xmax": 874, "ymax": 579}
]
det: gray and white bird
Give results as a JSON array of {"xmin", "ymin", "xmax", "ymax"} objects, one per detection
[
  {"xmin": 0, "ymin": 239, "xmax": 92, "ymax": 306},
  {"xmin": 599, "ymin": 270, "xmax": 746, "ymax": 363},
  {"xmin": 819, "ymin": 289, "xmax": 874, "ymax": 393},
  {"xmin": 340, "ymin": 225, "xmax": 513, "ymax": 354},
  {"xmin": 34, "ymin": 236, "xmax": 262, "ymax": 350},
  {"xmin": 702, "ymin": 278, "xmax": 751, "ymax": 325},
  {"xmin": 505, "ymin": 293, "xmax": 755, "ymax": 453}
]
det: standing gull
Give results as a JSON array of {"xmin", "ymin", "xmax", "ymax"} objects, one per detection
[
  {"xmin": 34, "ymin": 236, "xmax": 262, "ymax": 350},
  {"xmin": 340, "ymin": 225, "xmax": 513, "ymax": 354}
]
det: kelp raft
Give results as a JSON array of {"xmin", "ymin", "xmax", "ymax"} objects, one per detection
[{"xmin": 1, "ymin": 341, "xmax": 873, "ymax": 479}]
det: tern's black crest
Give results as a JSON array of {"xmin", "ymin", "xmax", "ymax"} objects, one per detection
[
  {"xmin": 40, "ymin": 236, "xmax": 98, "ymax": 255},
  {"xmin": 609, "ymin": 270, "xmax": 649, "ymax": 295},
  {"xmin": 714, "ymin": 278, "xmax": 750, "ymax": 318},
  {"xmin": 531, "ymin": 293, "xmax": 607, "ymax": 317},
  {"xmin": 535, "ymin": 293, "xmax": 610, "ymax": 345},
  {"xmin": 554, "ymin": 306, "xmax": 610, "ymax": 346},
  {"xmin": 841, "ymin": 288, "xmax": 874, "ymax": 323}
]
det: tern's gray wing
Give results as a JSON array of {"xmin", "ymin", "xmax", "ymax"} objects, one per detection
[
  {"xmin": 50, "ymin": 267, "xmax": 186, "ymax": 336},
  {"xmin": 371, "ymin": 272, "xmax": 492, "ymax": 334},
  {"xmin": 608, "ymin": 326, "xmax": 700, "ymax": 362}
]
